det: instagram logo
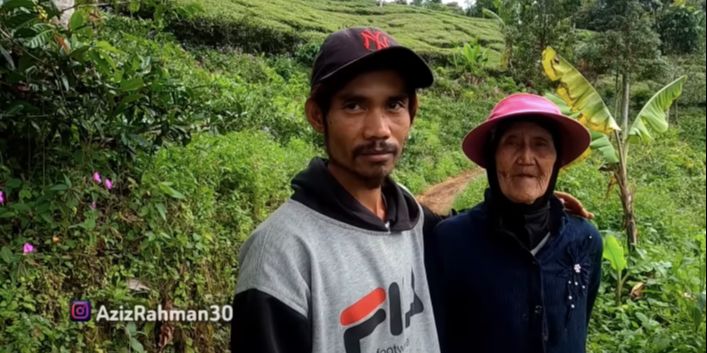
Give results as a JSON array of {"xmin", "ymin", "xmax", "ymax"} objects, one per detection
[{"xmin": 70, "ymin": 300, "xmax": 91, "ymax": 322}]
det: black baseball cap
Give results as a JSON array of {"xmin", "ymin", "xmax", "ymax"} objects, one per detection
[{"xmin": 310, "ymin": 27, "xmax": 434, "ymax": 90}]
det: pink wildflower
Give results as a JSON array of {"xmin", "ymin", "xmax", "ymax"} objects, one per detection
[{"xmin": 23, "ymin": 243, "xmax": 35, "ymax": 255}]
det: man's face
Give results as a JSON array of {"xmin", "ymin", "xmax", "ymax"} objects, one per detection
[
  {"xmin": 309, "ymin": 70, "xmax": 413, "ymax": 188},
  {"xmin": 495, "ymin": 121, "xmax": 557, "ymax": 204}
]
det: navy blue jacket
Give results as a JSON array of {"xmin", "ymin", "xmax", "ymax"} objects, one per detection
[{"xmin": 425, "ymin": 196, "xmax": 602, "ymax": 353}]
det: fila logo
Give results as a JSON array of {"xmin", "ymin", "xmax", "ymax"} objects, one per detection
[
  {"xmin": 340, "ymin": 271, "xmax": 424, "ymax": 353},
  {"xmin": 360, "ymin": 30, "xmax": 391, "ymax": 51}
]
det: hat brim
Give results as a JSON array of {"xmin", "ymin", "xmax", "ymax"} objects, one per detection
[
  {"xmin": 461, "ymin": 111, "xmax": 591, "ymax": 169},
  {"xmin": 317, "ymin": 46, "xmax": 433, "ymax": 89}
]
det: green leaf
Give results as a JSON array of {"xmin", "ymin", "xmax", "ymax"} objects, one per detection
[
  {"xmin": 0, "ymin": 246, "xmax": 14, "ymax": 264},
  {"xmin": 628, "ymin": 75, "xmax": 687, "ymax": 143},
  {"xmin": 69, "ymin": 45, "xmax": 90, "ymax": 60},
  {"xmin": 544, "ymin": 92, "xmax": 576, "ymax": 117},
  {"xmin": 115, "ymin": 93, "xmax": 142, "ymax": 113},
  {"xmin": 128, "ymin": 0, "xmax": 141, "ymax": 13},
  {"xmin": 13, "ymin": 27, "xmax": 37, "ymax": 39},
  {"xmin": 3, "ymin": 12, "xmax": 36, "ymax": 30},
  {"xmin": 544, "ymin": 92, "xmax": 617, "ymax": 164},
  {"xmin": 0, "ymin": 209, "xmax": 16, "ymax": 219},
  {"xmin": 542, "ymin": 47, "xmax": 621, "ymax": 134},
  {"xmin": 6, "ymin": 178, "xmax": 22, "ymax": 189},
  {"xmin": 119, "ymin": 77, "xmax": 144, "ymax": 92},
  {"xmin": 130, "ymin": 338, "xmax": 144, "ymax": 353},
  {"xmin": 95, "ymin": 40, "xmax": 121, "ymax": 54},
  {"xmin": 158, "ymin": 182, "xmax": 185, "ymax": 200},
  {"xmin": 73, "ymin": 213, "xmax": 96, "ymax": 231},
  {"xmin": 155, "ymin": 203, "xmax": 167, "ymax": 221},
  {"xmin": 481, "ymin": 8, "xmax": 504, "ymax": 25},
  {"xmin": 1, "ymin": 0, "xmax": 34, "ymax": 11},
  {"xmin": 126, "ymin": 321, "xmax": 137, "ymax": 337},
  {"xmin": 589, "ymin": 131, "xmax": 619, "ymax": 164},
  {"xmin": 21, "ymin": 302, "xmax": 36, "ymax": 311},
  {"xmin": 603, "ymin": 234, "xmax": 627, "ymax": 273},
  {"xmin": 26, "ymin": 29, "xmax": 52, "ymax": 49},
  {"xmin": 81, "ymin": 217, "xmax": 96, "ymax": 230},
  {"xmin": 68, "ymin": 8, "xmax": 88, "ymax": 32},
  {"xmin": 49, "ymin": 183, "xmax": 68, "ymax": 191},
  {"xmin": 63, "ymin": 174, "xmax": 72, "ymax": 188},
  {"xmin": 0, "ymin": 44, "xmax": 15, "ymax": 70}
]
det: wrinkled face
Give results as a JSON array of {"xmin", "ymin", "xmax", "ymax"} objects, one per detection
[
  {"xmin": 495, "ymin": 121, "xmax": 557, "ymax": 204},
  {"xmin": 309, "ymin": 70, "xmax": 413, "ymax": 188}
]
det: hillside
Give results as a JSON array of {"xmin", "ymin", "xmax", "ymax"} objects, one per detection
[{"xmin": 173, "ymin": 0, "xmax": 504, "ymax": 64}]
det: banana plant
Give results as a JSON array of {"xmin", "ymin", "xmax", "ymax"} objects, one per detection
[
  {"xmin": 455, "ymin": 40, "xmax": 488, "ymax": 77},
  {"xmin": 544, "ymin": 93, "xmax": 620, "ymax": 165},
  {"xmin": 603, "ymin": 233, "xmax": 629, "ymax": 305},
  {"xmin": 542, "ymin": 46, "xmax": 687, "ymax": 250}
]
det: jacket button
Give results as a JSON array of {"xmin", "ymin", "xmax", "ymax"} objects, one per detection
[{"xmin": 534, "ymin": 305, "xmax": 543, "ymax": 314}]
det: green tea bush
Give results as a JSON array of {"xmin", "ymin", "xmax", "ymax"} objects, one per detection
[
  {"xmin": 170, "ymin": 0, "xmax": 503, "ymax": 64},
  {"xmin": 169, "ymin": 16, "xmax": 303, "ymax": 54}
]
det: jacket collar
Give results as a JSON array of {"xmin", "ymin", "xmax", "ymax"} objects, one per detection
[{"xmin": 290, "ymin": 157, "xmax": 420, "ymax": 232}]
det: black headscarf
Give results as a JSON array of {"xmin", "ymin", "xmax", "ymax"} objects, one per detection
[{"xmin": 484, "ymin": 117, "xmax": 562, "ymax": 251}]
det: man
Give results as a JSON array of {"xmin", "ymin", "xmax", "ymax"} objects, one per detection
[{"xmin": 230, "ymin": 27, "xmax": 441, "ymax": 353}]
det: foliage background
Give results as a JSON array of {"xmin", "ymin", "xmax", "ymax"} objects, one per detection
[{"xmin": 1, "ymin": 0, "xmax": 704, "ymax": 352}]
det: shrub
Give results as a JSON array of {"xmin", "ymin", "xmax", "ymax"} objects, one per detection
[{"xmin": 0, "ymin": 130, "xmax": 316, "ymax": 352}]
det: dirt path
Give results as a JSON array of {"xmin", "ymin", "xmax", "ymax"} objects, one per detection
[{"xmin": 416, "ymin": 168, "xmax": 484, "ymax": 215}]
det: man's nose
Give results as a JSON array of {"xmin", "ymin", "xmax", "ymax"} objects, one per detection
[{"xmin": 363, "ymin": 109, "xmax": 391, "ymax": 140}]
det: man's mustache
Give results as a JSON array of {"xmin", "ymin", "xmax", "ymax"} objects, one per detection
[{"xmin": 353, "ymin": 140, "xmax": 398, "ymax": 157}]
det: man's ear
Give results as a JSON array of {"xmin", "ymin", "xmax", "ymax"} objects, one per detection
[
  {"xmin": 409, "ymin": 95, "xmax": 419, "ymax": 124},
  {"xmin": 305, "ymin": 98, "xmax": 325, "ymax": 133}
]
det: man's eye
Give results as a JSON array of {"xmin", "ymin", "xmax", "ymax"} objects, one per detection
[
  {"xmin": 344, "ymin": 102, "xmax": 362, "ymax": 111},
  {"xmin": 388, "ymin": 100, "xmax": 405, "ymax": 110}
]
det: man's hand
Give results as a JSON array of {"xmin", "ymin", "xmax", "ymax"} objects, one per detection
[{"xmin": 554, "ymin": 191, "xmax": 594, "ymax": 220}]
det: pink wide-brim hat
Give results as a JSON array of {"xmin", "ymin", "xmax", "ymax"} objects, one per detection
[{"xmin": 462, "ymin": 93, "xmax": 591, "ymax": 169}]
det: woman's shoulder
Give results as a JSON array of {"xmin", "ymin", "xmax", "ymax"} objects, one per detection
[
  {"xmin": 434, "ymin": 202, "xmax": 488, "ymax": 235},
  {"xmin": 561, "ymin": 213, "xmax": 602, "ymax": 251}
]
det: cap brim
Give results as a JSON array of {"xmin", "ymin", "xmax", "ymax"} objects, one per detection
[
  {"xmin": 317, "ymin": 46, "xmax": 433, "ymax": 89},
  {"xmin": 461, "ymin": 112, "xmax": 591, "ymax": 169}
]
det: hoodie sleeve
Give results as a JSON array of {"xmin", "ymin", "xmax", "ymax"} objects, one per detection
[
  {"xmin": 230, "ymin": 224, "xmax": 312, "ymax": 353},
  {"xmin": 230, "ymin": 289, "xmax": 311, "ymax": 353}
]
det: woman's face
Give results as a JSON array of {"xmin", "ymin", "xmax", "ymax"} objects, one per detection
[{"xmin": 495, "ymin": 121, "xmax": 557, "ymax": 204}]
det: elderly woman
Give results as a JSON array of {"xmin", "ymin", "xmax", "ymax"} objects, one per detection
[{"xmin": 426, "ymin": 93, "xmax": 603, "ymax": 353}]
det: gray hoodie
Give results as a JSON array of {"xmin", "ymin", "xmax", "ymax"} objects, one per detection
[{"xmin": 231, "ymin": 158, "xmax": 441, "ymax": 353}]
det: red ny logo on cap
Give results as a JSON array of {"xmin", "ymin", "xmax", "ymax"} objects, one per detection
[{"xmin": 360, "ymin": 30, "xmax": 390, "ymax": 51}]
